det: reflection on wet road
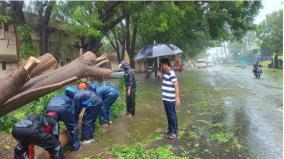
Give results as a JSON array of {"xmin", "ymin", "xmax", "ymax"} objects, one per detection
[{"xmin": 207, "ymin": 66, "xmax": 283, "ymax": 159}]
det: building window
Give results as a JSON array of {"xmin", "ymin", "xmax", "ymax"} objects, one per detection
[{"xmin": 2, "ymin": 62, "xmax": 6, "ymax": 70}]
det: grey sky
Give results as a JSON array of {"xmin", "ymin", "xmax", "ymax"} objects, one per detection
[{"xmin": 254, "ymin": 0, "xmax": 283, "ymax": 24}]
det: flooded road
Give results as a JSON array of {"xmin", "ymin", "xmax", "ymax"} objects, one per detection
[
  {"xmin": 1, "ymin": 65, "xmax": 282, "ymax": 159},
  {"xmin": 207, "ymin": 66, "xmax": 283, "ymax": 159}
]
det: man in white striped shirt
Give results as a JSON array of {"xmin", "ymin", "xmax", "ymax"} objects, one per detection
[{"xmin": 157, "ymin": 58, "xmax": 180, "ymax": 139}]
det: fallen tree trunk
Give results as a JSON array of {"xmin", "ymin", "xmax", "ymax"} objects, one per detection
[
  {"xmin": 0, "ymin": 53, "xmax": 56, "ymax": 107},
  {"xmin": 0, "ymin": 51, "xmax": 111, "ymax": 116}
]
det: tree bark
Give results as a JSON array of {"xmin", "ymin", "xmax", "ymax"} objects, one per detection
[
  {"xmin": 107, "ymin": 29, "xmax": 121, "ymax": 62},
  {"xmin": 0, "ymin": 51, "xmax": 111, "ymax": 116},
  {"xmin": 37, "ymin": 1, "xmax": 53, "ymax": 55}
]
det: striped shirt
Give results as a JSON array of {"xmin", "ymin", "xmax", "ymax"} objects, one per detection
[{"xmin": 162, "ymin": 69, "xmax": 177, "ymax": 101}]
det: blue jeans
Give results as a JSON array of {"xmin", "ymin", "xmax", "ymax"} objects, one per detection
[
  {"xmin": 163, "ymin": 100, "xmax": 178, "ymax": 134},
  {"xmin": 99, "ymin": 93, "xmax": 119, "ymax": 125}
]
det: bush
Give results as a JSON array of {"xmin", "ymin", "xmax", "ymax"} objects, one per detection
[
  {"xmin": 0, "ymin": 89, "xmax": 64, "ymax": 133},
  {"xmin": 112, "ymin": 102, "xmax": 125, "ymax": 118}
]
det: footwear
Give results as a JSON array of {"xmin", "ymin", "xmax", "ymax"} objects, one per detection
[
  {"xmin": 81, "ymin": 139, "xmax": 94, "ymax": 144},
  {"xmin": 165, "ymin": 130, "xmax": 171, "ymax": 135},
  {"xmin": 126, "ymin": 114, "xmax": 132, "ymax": 118},
  {"xmin": 108, "ymin": 120, "xmax": 113, "ymax": 125},
  {"xmin": 101, "ymin": 124, "xmax": 108, "ymax": 128},
  {"xmin": 169, "ymin": 133, "xmax": 177, "ymax": 139}
]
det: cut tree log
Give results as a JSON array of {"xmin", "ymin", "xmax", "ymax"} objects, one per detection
[{"xmin": 0, "ymin": 51, "xmax": 111, "ymax": 116}]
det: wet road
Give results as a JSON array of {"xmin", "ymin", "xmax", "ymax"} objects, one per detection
[
  {"xmin": 207, "ymin": 66, "xmax": 283, "ymax": 159},
  {"xmin": 2, "ymin": 65, "xmax": 280, "ymax": 159},
  {"xmin": 61, "ymin": 65, "xmax": 283, "ymax": 159}
]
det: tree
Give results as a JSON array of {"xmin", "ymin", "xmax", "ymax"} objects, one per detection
[
  {"xmin": 0, "ymin": 52, "xmax": 110, "ymax": 116},
  {"xmin": 106, "ymin": 25, "xmax": 125, "ymax": 62},
  {"xmin": 54, "ymin": 1, "xmax": 125, "ymax": 53},
  {"xmin": 137, "ymin": 1, "xmax": 261, "ymax": 60},
  {"xmin": 257, "ymin": 10, "xmax": 283, "ymax": 56},
  {"xmin": 34, "ymin": 1, "xmax": 54, "ymax": 55}
]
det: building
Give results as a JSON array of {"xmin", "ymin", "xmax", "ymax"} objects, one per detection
[{"xmin": 0, "ymin": 12, "xmax": 79, "ymax": 77}]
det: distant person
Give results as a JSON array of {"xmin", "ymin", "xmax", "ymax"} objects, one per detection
[
  {"xmin": 12, "ymin": 114, "xmax": 64, "ymax": 159},
  {"xmin": 157, "ymin": 58, "xmax": 180, "ymax": 139},
  {"xmin": 89, "ymin": 78, "xmax": 120, "ymax": 127},
  {"xmin": 119, "ymin": 61, "xmax": 136, "ymax": 117}
]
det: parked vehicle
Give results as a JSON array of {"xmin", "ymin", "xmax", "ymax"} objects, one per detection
[
  {"xmin": 207, "ymin": 61, "xmax": 214, "ymax": 67},
  {"xmin": 196, "ymin": 59, "xmax": 207, "ymax": 68}
]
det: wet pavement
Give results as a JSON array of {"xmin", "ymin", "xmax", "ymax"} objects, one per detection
[
  {"xmin": 1, "ymin": 65, "xmax": 282, "ymax": 159},
  {"xmin": 207, "ymin": 66, "xmax": 283, "ymax": 159},
  {"xmin": 63, "ymin": 65, "xmax": 282, "ymax": 159}
]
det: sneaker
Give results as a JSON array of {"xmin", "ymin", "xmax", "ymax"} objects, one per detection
[
  {"xmin": 169, "ymin": 133, "xmax": 177, "ymax": 139},
  {"xmin": 108, "ymin": 120, "xmax": 113, "ymax": 125},
  {"xmin": 164, "ymin": 130, "xmax": 171, "ymax": 135},
  {"xmin": 81, "ymin": 139, "xmax": 94, "ymax": 144},
  {"xmin": 126, "ymin": 114, "xmax": 132, "ymax": 118},
  {"xmin": 101, "ymin": 124, "xmax": 108, "ymax": 128}
]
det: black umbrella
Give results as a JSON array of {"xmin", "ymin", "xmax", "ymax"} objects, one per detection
[{"xmin": 134, "ymin": 43, "xmax": 183, "ymax": 61}]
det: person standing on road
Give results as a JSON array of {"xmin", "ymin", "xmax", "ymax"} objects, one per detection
[
  {"xmin": 157, "ymin": 58, "xmax": 180, "ymax": 139},
  {"xmin": 119, "ymin": 60, "xmax": 136, "ymax": 117}
]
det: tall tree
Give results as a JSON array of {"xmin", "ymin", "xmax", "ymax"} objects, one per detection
[
  {"xmin": 34, "ymin": 1, "xmax": 54, "ymax": 55},
  {"xmin": 138, "ymin": 1, "xmax": 261, "ymax": 59},
  {"xmin": 257, "ymin": 10, "xmax": 283, "ymax": 56}
]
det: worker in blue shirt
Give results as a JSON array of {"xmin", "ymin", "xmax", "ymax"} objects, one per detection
[
  {"xmin": 65, "ymin": 81, "xmax": 102, "ymax": 144},
  {"xmin": 88, "ymin": 78, "xmax": 119, "ymax": 127}
]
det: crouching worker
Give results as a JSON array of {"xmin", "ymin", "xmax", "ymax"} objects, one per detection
[
  {"xmin": 12, "ymin": 114, "xmax": 64, "ymax": 159},
  {"xmin": 89, "ymin": 78, "xmax": 120, "ymax": 127},
  {"xmin": 46, "ymin": 93, "xmax": 80, "ymax": 151},
  {"xmin": 65, "ymin": 81, "xmax": 102, "ymax": 144}
]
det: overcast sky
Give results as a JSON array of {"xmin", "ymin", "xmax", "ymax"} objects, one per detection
[{"xmin": 254, "ymin": 0, "xmax": 283, "ymax": 24}]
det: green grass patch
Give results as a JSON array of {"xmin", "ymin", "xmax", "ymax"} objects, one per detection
[{"xmin": 111, "ymin": 144, "xmax": 186, "ymax": 159}]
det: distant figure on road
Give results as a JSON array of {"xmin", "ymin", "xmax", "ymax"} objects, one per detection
[
  {"xmin": 157, "ymin": 58, "xmax": 180, "ymax": 139},
  {"xmin": 252, "ymin": 61, "xmax": 262, "ymax": 79},
  {"xmin": 119, "ymin": 61, "xmax": 136, "ymax": 117}
]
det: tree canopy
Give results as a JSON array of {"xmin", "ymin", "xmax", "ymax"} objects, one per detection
[
  {"xmin": 257, "ymin": 10, "xmax": 283, "ymax": 55},
  {"xmin": 0, "ymin": 1, "xmax": 262, "ymax": 63}
]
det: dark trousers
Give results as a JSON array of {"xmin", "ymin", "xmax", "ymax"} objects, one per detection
[
  {"xmin": 126, "ymin": 88, "xmax": 136, "ymax": 116},
  {"xmin": 47, "ymin": 108, "xmax": 80, "ymax": 151},
  {"xmin": 163, "ymin": 100, "xmax": 178, "ymax": 134},
  {"xmin": 99, "ymin": 93, "xmax": 119, "ymax": 125},
  {"xmin": 82, "ymin": 104, "xmax": 101, "ymax": 141}
]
